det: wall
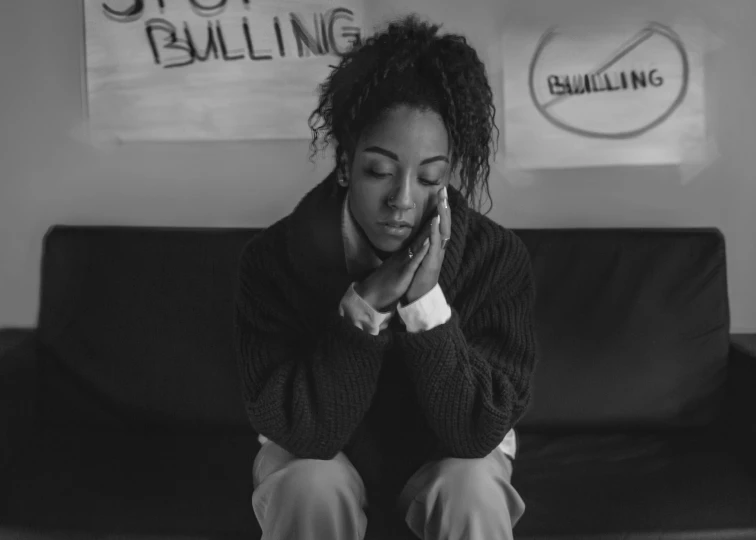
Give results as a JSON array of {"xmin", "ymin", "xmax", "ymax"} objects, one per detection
[{"xmin": 1, "ymin": 0, "xmax": 755, "ymax": 331}]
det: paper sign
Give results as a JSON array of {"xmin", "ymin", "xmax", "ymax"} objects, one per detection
[
  {"xmin": 502, "ymin": 20, "xmax": 706, "ymax": 169},
  {"xmin": 84, "ymin": 0, "xmax": 363, "ymax": 141}
]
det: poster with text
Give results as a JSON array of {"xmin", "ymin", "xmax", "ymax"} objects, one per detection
[
  {"xmin": 502, "ymin": 20, "xmax": 706, "ymax": 169},
  {"xmin": 84, "ymin": 0, "xmax": 364, "ymax": 141}
]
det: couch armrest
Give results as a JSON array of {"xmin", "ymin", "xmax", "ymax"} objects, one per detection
[
  {"xmin": 721, "ymin": 334, "xmax": 756, "ymax": 444},
  {"xmin": 0, "ymin": 328, "xmax": 34, "ymax": 360},
  {"xmin": 731, "ymin": 334, "xmax": 756, "ymax": 354},
  {"xmin": 0, "ymin": 328, "xmax": 38, "ymax": 475}
]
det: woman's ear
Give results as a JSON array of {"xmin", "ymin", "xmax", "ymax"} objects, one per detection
[
  {"xmin": 337, "ymin": 150, "xmax": 353, "ymax": 187},
  {"xmin": 337, "ymin": 168, "xmax": 349, "ymax": 187}
]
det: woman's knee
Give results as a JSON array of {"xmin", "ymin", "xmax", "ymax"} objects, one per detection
[
  {"xmin": 436, "ymin": 458, "xmax": 502, "ymax": 503},
  {"xmin": 436, "ymin": 457, "xmax": 525, "ymax": 527},
  {"xmin": 402, "ymin": 456, "xmax": 524, "ymax": 539},
  {"xmin": 253, "ymin": 456, "xmax": 368, "ymax": 540},
  {"xmin": 276, "ymin": 457, "xmax": 362, "ymax": 503}
]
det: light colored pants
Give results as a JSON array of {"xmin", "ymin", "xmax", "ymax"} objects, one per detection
[{"xmin": 251, "ymin": 441, "xmax": 525, "ymax": 540}]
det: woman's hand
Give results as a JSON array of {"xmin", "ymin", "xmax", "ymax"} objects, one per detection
[
  {"xmin": 354, "ymin": 222, "xmax": 434, "ymax": 313},
  {"xmin": 403, "ymin": 186, "xmax": 451, "ymax": 305}
]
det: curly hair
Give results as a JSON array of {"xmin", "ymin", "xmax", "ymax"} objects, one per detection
[{"xmin": 308, "ymin": 14, "xmax": 498, "ymax": 215}]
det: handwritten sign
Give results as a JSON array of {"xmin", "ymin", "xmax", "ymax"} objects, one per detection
[
  {"xmin": 84, "ymin": 0, "xmax": 363, "ymax": 141},
  {"xmin": 502, "ymin": 20, "xmax": 705, "ymax": 169}
]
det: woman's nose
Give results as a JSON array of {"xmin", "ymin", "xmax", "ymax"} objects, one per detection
[{"xmin": 389, "ymin": 175, "xmax": 415, "ymax": 211}]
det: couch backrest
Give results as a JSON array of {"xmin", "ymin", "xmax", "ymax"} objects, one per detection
[
  {"xmin": 515, "ymin": 228, "xmax": 730, "ymax": 431},
  {"xmin": 37, "ymin": 226, "xmax": 260, "ymax": 432},
  {"xmin": 35, "ymin": 226, "xmax": 730, "ymax": 433}
]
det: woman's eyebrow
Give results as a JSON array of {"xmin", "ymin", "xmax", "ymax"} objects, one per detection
[{"xmin": 363, "ymin": 146, "xmax": 449, "ymax": 165}]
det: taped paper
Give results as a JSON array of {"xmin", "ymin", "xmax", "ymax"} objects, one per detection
[
  {"xmin": 501, "ymin": 17, "xmax": 708, "ymax": 170},
  {"xmin": 84, "ymin": 0, "xmax": 364, "ymax": 142}
]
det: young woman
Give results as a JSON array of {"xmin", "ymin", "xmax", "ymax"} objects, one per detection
[{"xmin": 234, "ymin": 14, "xmax": 536, "ymax": 540}]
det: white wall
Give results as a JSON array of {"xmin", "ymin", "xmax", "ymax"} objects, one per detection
[{"xmin": 1, "ymin": 0, "xmax": 755, "ymax": 331}]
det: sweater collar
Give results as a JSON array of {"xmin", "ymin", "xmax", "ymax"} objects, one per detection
[{"xmin": 286, "ymin": 171, "xmax": 470, "ymax": 307}]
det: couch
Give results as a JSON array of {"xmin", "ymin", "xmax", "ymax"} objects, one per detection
[{"xmin": 1, "ymin": 225, "xmax": 755, "ymax": 540}]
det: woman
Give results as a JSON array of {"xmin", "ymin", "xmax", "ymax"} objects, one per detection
[{"xmin": 234, "ymin": 14, "xmax": 536, "ymax": 540}]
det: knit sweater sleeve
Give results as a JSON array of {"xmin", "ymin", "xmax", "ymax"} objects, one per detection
[
  {"xmin": 393, "ymin": 229, "xmax": 536, "ymax": 458},
  {"xmin": 234, "ymin": 234, "xmax": 390, "ymax": 460}
]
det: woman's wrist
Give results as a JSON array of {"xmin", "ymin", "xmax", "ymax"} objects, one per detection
[
  {"xmin": 355, "ymin": 282, "xmax": 379, "ymax": 310},
  {"xmin": 356, "ymin": 282, "xmax": 398, "ymax": 313}
]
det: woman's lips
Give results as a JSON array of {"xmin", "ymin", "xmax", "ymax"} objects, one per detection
[{"xmin": 380, "ymin": 224, "xmax": 412, "ymax": 237}]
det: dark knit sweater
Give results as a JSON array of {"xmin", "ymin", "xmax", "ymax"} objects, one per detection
[{"xmin": 234, "ymin": 174, "xmax": 536, "ymax": 501}]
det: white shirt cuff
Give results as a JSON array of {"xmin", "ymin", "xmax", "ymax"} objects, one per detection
[
  {"xmin": 338, "ymin": 282, "xmax": 394, "ymax": 336},
  {"xmin": 397, "ymin": 283, "xmax": 452, "ymax": 333}
]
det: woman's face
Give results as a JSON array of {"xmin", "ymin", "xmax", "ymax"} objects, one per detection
[{"xmin": 347, "ymin": 105, "xmax": 450, "ymax": 256}]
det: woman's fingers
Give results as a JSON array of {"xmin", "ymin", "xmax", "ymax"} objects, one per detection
[
  {"xmin": 402, "ymin": 185, "xmax": 450, "ymax": 266},
  {"xmin": 409, "ymin": 216, "xmax": 434, "ymax": 255},
  {"xmin": 430, "ymin": 213, "xmax": 441, "ymax": 252},
  {"xmin": 410, "ymin": 237, "xmax": 431, "ymax": 270},
  {"xmin": 439, "ymin": 186, "xmax": 451, "ymax": 250},
  {"xmin": 406, "ymin": 235, "xmax": 429, "ymax": 263}
]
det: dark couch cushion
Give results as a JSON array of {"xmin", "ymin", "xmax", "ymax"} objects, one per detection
[
  {"xmin": 2, "ymin": 432, "xmax": 753, "ymax": 540},
  {"xmin": 2, "ymin": 429, "xmax": 261, "ymax": 538},
  {"xmin": 0, "ymin": 428, "xmax": 417, "ymax": 540},
  {"xmin": 512, "ymin": 431, "xmax": 756, "ymax": 539},
  {"xmin": 515, "ymin": 229, "xmax": 730, "ymax": 430},
  {"xmin": 36, "ymin": 226, "xmax": 261, "ymax": 431}
]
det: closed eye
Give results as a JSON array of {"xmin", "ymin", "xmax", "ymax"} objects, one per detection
[{"xmin": 369, "ymin": 170, "xmax": 440, "ymax": 186}]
